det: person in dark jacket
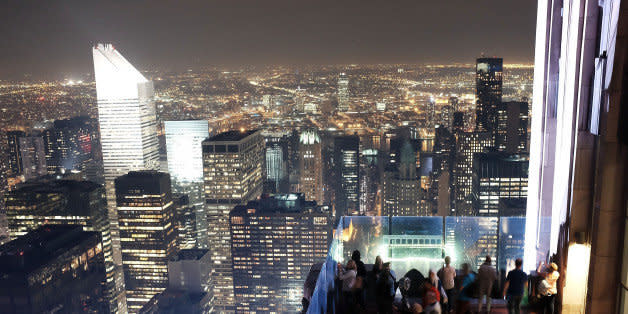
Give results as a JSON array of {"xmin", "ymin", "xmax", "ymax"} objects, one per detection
[
  {"xmin": 351, "ymin": 250, "xmax": 367, "ymax": 309},
  {"xmin": 352, "ymin": 250, "xmax": 367, "ymax": 277},
  {"xmin": 376, "ymin": 262, "xmax": 397, "ymax": 314}
]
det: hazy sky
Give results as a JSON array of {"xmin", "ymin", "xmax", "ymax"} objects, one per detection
[{"xmin": 0, "ymin": 0, "xmax": 537, "ymax": 79}]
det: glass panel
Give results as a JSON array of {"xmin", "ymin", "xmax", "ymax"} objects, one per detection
[
  {"xmin": 498, "ymin": 216, "xmax": 526, "ymax": 274},
  {"xmin": 444, "ymin": 216, "xmax": 499, "ymax": 270}
]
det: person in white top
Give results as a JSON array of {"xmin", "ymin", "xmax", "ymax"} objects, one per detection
[
  {"xmin": 337, "ymin": 260, "xmax": 358, "ymax": 313},
  {"xmin": 537, "ymin": 262, "xmax": 559, "ymax": 314},
  {"xmin": 438, "ymin": 256, "xmax": 456, "ymax": 313}
]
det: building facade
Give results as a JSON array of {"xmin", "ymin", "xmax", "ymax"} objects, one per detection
[
  {"xmin": 164, "ymin": 120, "xmax": 208, "ymax": 248},
  {"xmin": 298, "ymin": 130, "xmax": 323, "ymax": 203},
  {"xmin": 230, "ymin": 194, "xmax": 332, "ymax": 312},
  {"xmin": 115, "ymin": 171, "xmax": 177, "ymax": 313},
  {"xmin": 202, "ymin": 130, "xmax": 264, "ymax": 312}
]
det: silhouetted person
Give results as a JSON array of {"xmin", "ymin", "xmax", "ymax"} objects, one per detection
[
  {"xmin": 438, "ymin": 256, "xmax": 456, "ymax": 313},
  {"xmin": 376, "ymin": 262, "xmax": 396, "ymax": 314},
  {"xmin": 477, "ymin": 256, "xmax": 497, "ymax": 313},
  {"xmin": 337, "ymin": 260, "xmax": 358, "ymax": 313},
  {"xmin": 456, "ymin": 263, "xmax": 475, "ymax": 314},
  {"xmin": 503, "ymin": 258, "xmax": 528, "ymax": 314}
]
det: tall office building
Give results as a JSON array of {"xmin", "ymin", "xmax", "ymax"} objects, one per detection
[
  {"xmin": 230, "ymin": 194, "xmax": 332, "ymax": 312},
  {"xmin": 337, "ymin": 73, "xmax": 349, "ymax": 111},
  {"xmin": 202, "ymin": 130, "xmax": 264, "ymax": 312},
  {"xmin": 0, "ymin": 225, "xmax": 108, "ymax": 313},
  {"xmin": 4, "ymin": 179, "xmax": 123, "ymax": 312},
  {"xmin": 18, "ymin": 136, "xmax": 47, "ymax": 180},
  {"xmin": 496, "ymin": 101, "xmax": 529, "ymax": 154},
  {"xmin": 472, "ymin": 153, "xmax": 529, "ymax": 216},
  {"xmin": 93, "ymin": 43, "xmax": 160, "ymax": 268},
  {"xmin": 264, "ymin": 133, "xmax": 288, "ymax": 193},
  {"xmin": 164, "ymin": 120, "xmax": 208, "ymax": 247},
  {"xmin": 452, "ymin": 131, "xmax": 492, "ymax": 214},
  {"xmin": 298, "ymin": 130, "xmax": 323, "ymax": 202},
  {"xmin": 426, "ymin": 98, "xmax": 436, "ymax": 131},
  {"xmin": 115, "ymin": 171, "xmax": 176, "ymax": 313},
  {"xmin": 452, "ymin": 111, "xmax": 465, "ymax": 133},
  {"xmin": 475, "ymin": 58, "xmax": 503, "ymax": 141},
  {"xmin": 441, "ymin": 102, "xmax": 454, "ymax": 130},
  {"xmin": 42, "ymin": 116, "xmax": 97, "ymax": 175},
  {"xmin": 333, "ymin": 135, "xmax": 360, "ymax": 217},
  {"xmin": 173, "ymin": 194, "xmax": 197, "ymax": 249},
  {"xmin": 359, "ymin": 149, "xmax": 379, "ymax": 215},
  {"xmin": 382, "ymin": 140, "xmax": 422, "ymax": 216},
  {"xmin": 294, "ymin": 87, "xmax": 306, "ymax": 112},
  {"xmin": 6, "ymin": 131, "xmax": 25, "ymax": 176}
]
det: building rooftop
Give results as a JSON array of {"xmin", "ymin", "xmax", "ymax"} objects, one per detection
[
  {"xmin": 171, "ymin": 249, "xmax": 209, "ymax": 262},
  {"xmin": 206, "ymin": 129, "xmax": 258, "ymax": 142},
  {"xmin": 231, "ymin": 193, "xmax": 322, "ymax": 215},
  {"xmin": 0, "ymin": 225, "xmax": 98, "ymax": 273},
  {"xmin": 12, "ymin": 179, "xmax": 102, "ymax": 194}
]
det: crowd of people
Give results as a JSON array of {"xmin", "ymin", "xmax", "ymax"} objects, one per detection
[{"xmin": 334, "ymin": 250, "xmax": 561, "ymax": 314}]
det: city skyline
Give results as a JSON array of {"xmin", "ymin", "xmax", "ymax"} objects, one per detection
[
  {"xmin": 0, "ymin": 0, "xmax": 625, "ymax": 311},
  {"xmin": 0, "ymin": 1, "xmax": 536, "ymax": 80}
]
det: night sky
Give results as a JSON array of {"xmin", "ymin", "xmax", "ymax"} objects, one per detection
[{"xmin": 0, "ymin": 0, "xmax": 537, "ymax": 79}]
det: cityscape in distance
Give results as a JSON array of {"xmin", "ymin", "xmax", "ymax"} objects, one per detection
[{"xmin": 0, "ymin": 1, "xmax": 626, "ymax": 313}]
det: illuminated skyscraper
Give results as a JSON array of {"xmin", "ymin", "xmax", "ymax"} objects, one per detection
[
  {"xmin": 230, "ymin": 194, "xmax": 331, "ymax": 312},
  {"xmin": 472, "ymin": 153, "xmax": 528, "ymax": 216},
  {"xmin": 337, "ymin": 73, "xmax": 349, "ymax": 111},
  {"xmin": 115, "ymin": 171, "xmax": 176, "ymax": 313},
  {"xmin": 452, "ymin": 131, "xmax": 492, "ymax": 214},
  {"xmin": 383, "ymin": 140, "xmax": 422, "ymax": 216},
  {"xmin": 264, "ymin": 133, "xmax": 288, "ymax": 193},
  {"xmin": 475, "ymin": 58, "xmax": 503, "ymax": 141},
  {"xmin": 441, "ymin": 97, "xmax": 457, "ymax": 130},
  {"xmin": 426, "ymin": 98, "xmax": 436, "ymax": 131},
  {"xmin": 164, "ymin": 120, "xmax": 208, "ymax": 247},
  {"xmin": 202, "ymin": 130, "xmax": 264, "ymax": 312},
  {"xmin": 93, "ymin": 43, "xmax": 160, "ymax": 265},
  {"xmin": 333, "ymin": 135, "xmax": 360, "ymax": 217},
  {"xmin": 298, "ymin": 130, "xmax": 323, "ymax": 202}
]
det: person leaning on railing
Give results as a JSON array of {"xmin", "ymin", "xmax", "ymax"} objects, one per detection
[
  {"xmin": 536, "ymin": 262, "xmax": 559, "ymax": 314},
  {"xmin": 337, "ymin": 260, "xmax": 358, "ymax": 313}
]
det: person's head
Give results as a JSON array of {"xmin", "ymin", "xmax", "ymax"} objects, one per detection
[
  {"xmin": 383, "ymin": 262, "xmax": 391, "ymax": 272},
  {"xmin": 346, "ymin": 260, "xmax": 357, "ymax": 270},
  {"xmin": 462, "ymin": 263, "xmax": 470, "ymax": 274},
  {"xmin": 351, "ymin": 250, "xmax": 361, "ymax": 262},
  {"xmin": 411, "ymin": 303, "xmax": 424, "ymax": 314},
  {"xmin": 484, "ymin": 255, "xmax": 492, "ymax": 265},
  {"xmin": 428, "ymin": 269, "xmax": 437, "ymax": 281},
  {"xmin": 444, "ymin": 256, "xmax": 451, "ymax": 266},
  {"xmin": 550, "ymin": 262, "xmax": 558, "ymax": 272},
  {"xmin": 515, "ymin": 258, "xmax": 523, "ymax": 269},
  {"xmin": 375, "ymin": 255, "xmax": 383, "ymax": 268}
]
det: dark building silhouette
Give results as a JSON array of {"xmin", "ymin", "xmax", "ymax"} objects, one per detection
[
  {"xmin": 496, "ymin": 101, "xmax": 529, "ymax": 154},
  {"xmin": 475, "ymin": 58, "xmax": 503, "ymax": 142},
  {"xmin": 0, "ymin": 225, "xmax": 107, "ymax": 313},
  {"xmin": 333, "ymin": 135, "xmax": 360, "ymax": 217}
]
